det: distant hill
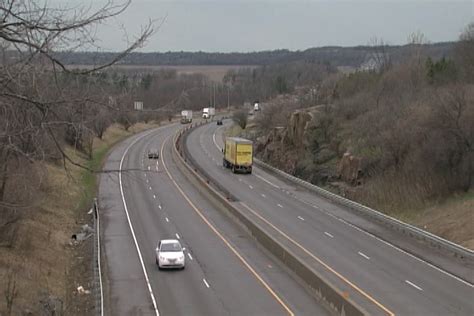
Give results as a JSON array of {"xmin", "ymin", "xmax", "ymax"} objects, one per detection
[{"xmin": 55, "ymin": 42, "xmax": 455, "ymax": 68}]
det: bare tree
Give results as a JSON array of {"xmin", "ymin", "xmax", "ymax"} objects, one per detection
[
  {"xmin": 0, "ymin": 0, "xmax": 156, "ymax": 230},
  {"xmin": 368, "ymin": 36, "xmax": 392, "ymax": 72},
  {"xmin": 455, "ymin": 22, "xmax": 474, "ymax": 82}
]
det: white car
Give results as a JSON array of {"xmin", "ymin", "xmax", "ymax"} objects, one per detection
[{"xmin": 155, "ymin": 239, "xmax": 185, "ymax": 270}]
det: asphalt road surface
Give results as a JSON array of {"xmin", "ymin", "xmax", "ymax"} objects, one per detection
[
  {"xmin": 99, "ymin": 123, "xmax": 328, "ymax": 316},
  {"xmin": 183, "ymin": 120, "xmax": 474, "ymax": 316}
]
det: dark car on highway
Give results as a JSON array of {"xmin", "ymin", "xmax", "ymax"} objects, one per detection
[{"xmin": 147, "ymin": 149, "xmax": 159, "ymax": 159}]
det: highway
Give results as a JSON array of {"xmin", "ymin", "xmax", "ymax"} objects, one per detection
[
  {"xmin": 183, "ymin": 120, "xmax": 474, "ymax": 315},
  {"xmin": 99, "ymin": 123, "xmax": 327, "ymax": 315}
]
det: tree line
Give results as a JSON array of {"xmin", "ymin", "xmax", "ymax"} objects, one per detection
[
  {"xmin": 251, "ymin": 26, "xmax": 474, "ymax": 213},
  {"xmin": 55, "ymin": 42, "xmax": 455, "ymax": 67}
]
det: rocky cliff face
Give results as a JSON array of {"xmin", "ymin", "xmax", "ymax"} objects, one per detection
[{"xmin": 255, "ymin": 105, "xmax": 363, "ymax": 187}]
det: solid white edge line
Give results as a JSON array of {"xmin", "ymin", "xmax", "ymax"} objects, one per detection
[
  {"xmin": 203, "ymin": 278, "xmax": 210, "ymax": 288},
  {"xmin": 326, "ymin": 209, "xmax": 474, "ymax": 288},
  {"xmin": 358, "ymin": 251, "xmax": 370, "ymax": 260},
  {"xmin": 289, "ymin": 188, "xmax": 474, "ymax": 288},
  {"xmin": 96, "ymin": 201, "xmax": 104, "ymax": 316},
  {"xmin": 405, "ymin": 280, "xmax": 423, "ymax": 291},
  {"xmin": 324, "ymin": 232, "xmax": 334, "ymax": 238},
  {"xmin": 255, "ymin": 173, "xmax": 281, "ymax": 189},
  {"xmin": 119, "ymin": 130, "xmax": 161, "ymax": 316},
  {"xmin": 208, "ymin": 118, "xmax": 473, "ymax": 288}
]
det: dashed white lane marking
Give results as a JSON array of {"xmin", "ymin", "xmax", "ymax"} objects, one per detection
[
  {"xmin": 358, "ymin": 251, "xmax": 370, "ymax": 260},
  {"xmin": 255, "ymin": 174, "xmax": 281, "ymax": 189},
  {"xmin": 153, "ymin": 194, "xmax": 156, "ymax": 199},
  {"xmin": 297, "ymin": 216, "xmax": 305, "ymax": 221},
  {"xmin": 277, "ymin": 204, "xmax": 283, "ymax": 208},
  {"xmin": 297, "ymin": 194, "xmax": 474, "ymax": 288},
  {"xmin": 158, "ymin": 205, "xmax": 162, "ymax": 210},
  {"xmin": 238, "ymin": 178, "xmax": 242, "ymax": 182},
  {"xmin": 187, "ymin": 253, "xmax": 193, "ymax": 260},
  {"xmin": 145, "ymin": 173, "xmax": 147, "ymax": 178},
  {"xmin": 261, "ymin": 194, "xmax": 266, "ymax": 198},
  {"xmin": 148, "ymin": 166, "xmax": 151, "ymax": 171},
  {"xmin": 149, "ymin": 186, "xmax": 152, "ymax": 190},
  {"xmin": 165, "ymin": 217, "xmax": 169, "ymax": 222},
  {"xmin": 249, "ymin": 185, "xmax": 253, "ymax": 189},
  {"xmin": 146, "ymin": 179, "xmax": 149, "ymax": 183},
  {"xmin": 324, "ymin": 232, "xmax": 334, "ymax": 238},
  {"xmin": 203, "ymin": 279, "xmax": 210, "ymax": 288},
  {"xmin": 175, "ymin": 233, "xmax": 180, "ymax": 239},
  {"xmin": 405, "ymin": 280, "xmax": 423, "ymax": 291}
]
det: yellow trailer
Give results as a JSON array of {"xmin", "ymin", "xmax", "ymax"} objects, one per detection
[{"xmin": 223, "ymin": 137, "xmax": 253, "ymax": 174}]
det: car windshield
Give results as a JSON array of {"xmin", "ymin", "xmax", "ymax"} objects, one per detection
[{"xmin": 161, "ymin": 242, "xmax": 181, "ymax": 252}]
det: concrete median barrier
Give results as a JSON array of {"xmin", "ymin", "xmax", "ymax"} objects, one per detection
[{"xmin": 172, "ymin": 128, "xmax": 367, "ymax": 316}]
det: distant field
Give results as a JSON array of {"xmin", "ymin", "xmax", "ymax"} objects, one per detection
[{"xmin": 68, "ymin": 64, "xmax": 258, "ymax": 82}]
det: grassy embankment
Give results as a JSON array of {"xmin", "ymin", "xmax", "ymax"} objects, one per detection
[{"xmin": 0, "ymin": 122, "xmax": 160, "ymax": 315}]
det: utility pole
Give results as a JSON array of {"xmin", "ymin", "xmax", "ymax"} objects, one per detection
[
  {"xmin": 227, "ymin": 86, "xmax": 230, "ymax": 111},
  {"xmin": 213, "ymin": 83, "xmax": 216, "ymax": 108}
]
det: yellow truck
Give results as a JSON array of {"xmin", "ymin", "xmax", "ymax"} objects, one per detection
[{"xmin": 223, "ymin": 137, "xmax": 253, "ymax": 174}]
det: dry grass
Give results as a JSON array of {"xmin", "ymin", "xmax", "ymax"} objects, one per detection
[
  {"xmin": 0, "ymin": 121, "xmax": 160, "ymax": 315},
  {"xmin": 407, "ymin": 190, "xmax": 474, "ymax": 249}
]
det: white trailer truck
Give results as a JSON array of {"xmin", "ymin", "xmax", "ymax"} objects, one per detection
[
  {"xmin": 202, "ymin": 107, "xmax": 215, "ymax": 119},
  {"xmin": 180, "ymin": 110, "xmax": 193, "ymax": 124}
]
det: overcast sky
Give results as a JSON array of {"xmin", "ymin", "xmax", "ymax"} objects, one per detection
[{"xmin": 72, "ymin": 0, "xmax": 473, "ymax": 52}]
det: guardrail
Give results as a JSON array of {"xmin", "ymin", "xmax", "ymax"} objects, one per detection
[
  {"xmin": 253, "ymin": 159, "xmax": 474, "ymax": 261},
  {"xmin": 174, "ymin": 124, "xmax": 367, "ymax": 316},
  {"xmin": 92, "ymin": 198, "xmax": 104, "ymax": 316}
]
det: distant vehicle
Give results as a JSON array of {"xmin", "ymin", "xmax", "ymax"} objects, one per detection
[
  {"xmin": 180, "ymin": 110, "xmax": 193, "ymax": 124},
  {"xmin": 216, "ymin": 119, "xmax": 223, "ymax": 125},
  {"xmin": 147, "ymin": 149, "xmax": 159, "ymax": 159},
  {"xmin": 202, "ymin": 107, "xmax": 215, "ymax": 119},
  {"xmin": 222, "ymin": 137, "xmax": 253, "ymax": 174},
  {"xmin": 156, "ymin": 239, "xmax": 185, "ymax": 270},
  {"xmin": 254, "ymin": 100, "xmax": 260, "ymax": 111}
]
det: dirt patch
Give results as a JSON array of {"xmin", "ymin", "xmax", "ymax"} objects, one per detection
[
  {"xmin": 69, "ymin": 65, "xmax": 257, "ymax": 82},
  {"xmin": 0, "ymin": 122, "xmax": 160, "ymax": 315}
]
